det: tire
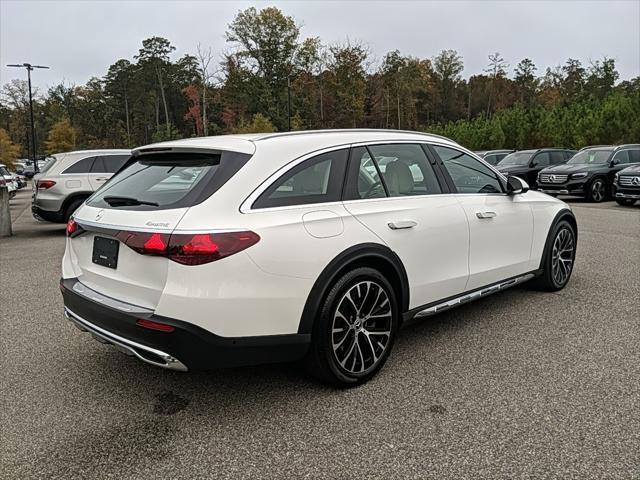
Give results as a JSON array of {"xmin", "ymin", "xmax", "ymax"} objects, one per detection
[
  {"xmin": 306, "ymin": 267, "xmax": 400, "ymax": 387},
  {"xmin": 587, "ymin": 177, "xmax": 607, "ymax": 203},
  {"xmin": 615, "ymin": 198, "xmax": 636, "ymax": 206},
  {"xmin": 64, "ymin": 197, "xmax": 86, "ymax": 222},
  {"xmin": 532, "ymin": 220, "xmax": 576, "ymax": 292}
]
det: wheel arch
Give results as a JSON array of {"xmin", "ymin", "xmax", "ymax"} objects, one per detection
[
  {"xmin": 297, "ymin": 243, "xmax": 410, "ymax": 334},
  {"xmin": 61, "ymin": 192, "xmax": 92, "ymax": 219},
  {"xmin": 538, "ymin": 208, "xmax": 578, "ymax": 271}
]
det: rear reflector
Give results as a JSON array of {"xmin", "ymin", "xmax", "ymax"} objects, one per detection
[
  {"xmin": 115, "ymin": 230, "xmax": 260, "ymax": 266},
  {"xmin": 37, "ymin": 179, "xmax": 56, "ymax": 189},
  {"xmin": 136, "ymin": 319, "xmax": 175, "ymax": 333}
]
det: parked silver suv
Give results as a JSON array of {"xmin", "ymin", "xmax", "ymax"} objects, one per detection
[{"xmin": 32, "ymin": 149, "xmax": 130, "ymax": 222}]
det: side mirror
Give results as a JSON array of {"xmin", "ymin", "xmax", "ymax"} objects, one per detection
[
  {"xmin": 529, "ymin": 161, "xmax": 537, "ymax": 168},
  {"xmin": 610, "ymin": 159, "xmax": 619, "ymax": 167},
  {"xmin": 507, "ymin": 176, "xmax": 529, "ymax": 195}
]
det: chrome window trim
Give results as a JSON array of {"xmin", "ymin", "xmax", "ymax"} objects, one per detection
[{"xmin": 240, "ymin": 139, "xmax": 508, "ymax": 213}]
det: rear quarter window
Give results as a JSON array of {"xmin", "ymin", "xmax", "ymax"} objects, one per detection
[{"xmin": 62, "ymin": 156, "xmax": 95, "ymax": 174}]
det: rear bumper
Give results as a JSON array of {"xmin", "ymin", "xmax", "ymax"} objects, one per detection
[
  {"xmin": 60, "ymin": 278, "xmax": 311, "ymax": 371},
  {"xmin": 32, "ymin": 205, "xmax": 65, "ymax": 222}
]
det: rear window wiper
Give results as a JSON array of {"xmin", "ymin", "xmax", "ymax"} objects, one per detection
[{"xmin": 103, "ymin": 195, "xmax": 159, "ymax": 207}]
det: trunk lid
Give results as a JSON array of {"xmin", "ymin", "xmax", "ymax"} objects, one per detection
[{"xmin": 65, "ymin": 148, "xmax": 252, "ymax": 309}]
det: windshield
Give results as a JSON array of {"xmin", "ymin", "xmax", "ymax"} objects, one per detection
[
  {"xmin": 498, "ymin": 152, "xmax": 533, "ymax": 166},
  {"xmin": 567, "ymin": 149, "xmax": 612, "ymax": 164}
]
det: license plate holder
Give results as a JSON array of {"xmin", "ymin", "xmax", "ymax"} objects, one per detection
[{"xmin": 92, "ymin": 236, "xmax": 119, "ymax": 269}]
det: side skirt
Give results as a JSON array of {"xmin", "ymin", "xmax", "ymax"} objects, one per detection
[{"xmin": 403, "ymin": 270, "xmax": 541, "ymax": 321}]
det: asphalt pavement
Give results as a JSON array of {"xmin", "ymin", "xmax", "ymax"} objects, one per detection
[{"xmin": 1, "ymin": 187, "xmax": 639, "ymax": 479}]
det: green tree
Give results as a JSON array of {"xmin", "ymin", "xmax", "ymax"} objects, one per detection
[
  {"xmin": 514, "ymin": 58, "xmax": 538, "ymax": 106},
  {"xmin": 432, "ymin": 50, "xmax": 464, "ymax": 122},
  {"xmin": 233, "ymin": 113, "xmax": 276, "ymax": 133},
  {"xmin": 135, "ymin": 37, "xmax": 176, "ymax": 137},
  {"xmin": 0, "ymin": 128, "xmax": 21, "ymax": 168},
  {"xmin": 45, "ymin": 119, "xmax": 77, "ymax": 153},
  {"xmin": 226, "ymin": 7, "xmax": 300, "ymax": 129}
]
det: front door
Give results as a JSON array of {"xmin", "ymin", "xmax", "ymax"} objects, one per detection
[{"xmin": 431, "ymin": 144, "xmax": 534, "ymax": 290}]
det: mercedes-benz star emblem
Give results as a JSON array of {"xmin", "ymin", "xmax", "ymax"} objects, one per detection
[
  {"xmin": 549, "ymin": 175, "xmax": 556, "ymax": 182},
  {"xmin": 632, "ymin": 176, "xmax": 640, "ymax": 186},
  {"xmin": 95, "ymin": 209, "xmax": 104, "ymax": 221}
]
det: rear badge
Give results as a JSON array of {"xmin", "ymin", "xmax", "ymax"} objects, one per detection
[{"xmin": 146, "ymin": 221, "xmax": 170, "ymax": 228}]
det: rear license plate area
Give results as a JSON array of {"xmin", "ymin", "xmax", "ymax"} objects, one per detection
[{"xmin": 92, "ymin": 236, "xmax": 119, "ymax": 269}]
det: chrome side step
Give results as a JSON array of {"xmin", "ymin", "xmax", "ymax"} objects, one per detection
[
  {"xmin": 64, "ymin": 308, "xmax": 188, "ymax": 372},
  {"xmin": 414, "ymin": 273, "xmax": 536, "ymax": 318}
]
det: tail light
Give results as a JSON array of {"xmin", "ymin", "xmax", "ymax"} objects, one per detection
[
  {"xmin": 66, "ymin": 218, "xmax": 83, "ymax": 237},
  {"xmin": 0, "ymin": 178, "xmax": 5, "ymax": 186},
  {"xmin": 116, "ymin": 230, "xmax": 260, "ymax": 266},
  {"xmin": 37, "ymin": 179, "xmax": 56, "ymax": 190}
]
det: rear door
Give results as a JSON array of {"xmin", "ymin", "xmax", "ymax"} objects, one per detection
[
  {"xmin": 343, "ymin": 143, "xmax": 469, "ymax": 308},
  {"xmin": 431, "ymin": 144, "xmax": 534, "ymax": 291}
]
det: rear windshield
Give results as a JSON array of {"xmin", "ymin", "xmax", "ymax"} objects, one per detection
[{"xmin": 86, "ymin": 151, "xmax": 251, "ymax": 210}]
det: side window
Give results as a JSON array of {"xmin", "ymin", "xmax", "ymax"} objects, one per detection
[
  {"xmin": 534, "ymin": 152, "xmax": 550, "ymax": 167},
  {"xmin": 550, "ymin": 151, "xmax": 566, "ymax": 165},
  {"xmin": 628, "ymin": 149, "xmax": 640, "ymax": 163},
  {"xmin": 612, "ymin": 150, "xmax": 630, "ymax": 164},
  {"xmin": 432, "ymin": 145, "xmax": 504, "ymax": 194},
  {"xmin": 93, "ymin": 154, "xmax": 130, "ymax": 173},
  {"xmin": 349, "ymin": 147, "xmax": 387, "ymax": 199},
  {"xmin": 368, "ymin": 144, "xmax": 441, "ymax": 197},
  {"xmin": 253, "ymin": 149, "xmax": 349, "ymax": 209},
  {"xmin": 62, "ymin": 156, "xmax": 95, "ymax": 174},
  {"xmin": 484, "ymin": 154, "xmax": 498, "ymax": 165}
]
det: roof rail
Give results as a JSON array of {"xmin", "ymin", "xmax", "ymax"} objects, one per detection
[{"xmin": 254, "ymin": 128, "xmax": 455, "ymax": 143}]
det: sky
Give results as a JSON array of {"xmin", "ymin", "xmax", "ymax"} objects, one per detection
[{"xmin": 1, "ymin": 0, "xmax": 639, "ymax": 92}]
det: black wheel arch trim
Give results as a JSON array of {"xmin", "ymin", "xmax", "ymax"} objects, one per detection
[
  {"xmin": 538, "ymin": 208, "xmax": 577, "ymax": 271},
  {"xmin": 62, "ymin": 191, "xmax": 93, "ymax": 213},
  {"xmin": 297, "ymin": 243, "xmax": 410, "ymax": 334}
]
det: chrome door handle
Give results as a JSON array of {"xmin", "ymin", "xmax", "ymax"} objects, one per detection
[
  {"xmin": 387, "ymin": 220, "xmax": 417, "ymax": 230},
  {"xmin": 96, "ymin": 177, "xmax": 108, "ymax": 182},
  {"xmin": 476, "ymin": 211, "xmax": 497, "ymax": 219}
]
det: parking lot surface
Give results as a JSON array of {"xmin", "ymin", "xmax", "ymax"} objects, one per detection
[{"xmin": 1, "ymin": 187, "xmax": 639, "ymax": 479}]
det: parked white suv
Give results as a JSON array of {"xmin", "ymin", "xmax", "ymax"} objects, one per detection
[
  {"xmin": 61, "ymin": 130, "xmax": 577, "ymax": 386},
  {"xmin": 32, "ymin": 149, "xmax": 131, "ymax": 222}
]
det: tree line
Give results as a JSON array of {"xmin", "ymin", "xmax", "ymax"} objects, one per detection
[{"xmin": 1, "ymin": 6, "xmax": 638, "ymax": 166}]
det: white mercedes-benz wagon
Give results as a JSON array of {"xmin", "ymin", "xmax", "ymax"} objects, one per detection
[{"xmin": 61, "ymin": 130, "xmax": 577, "ymax": 386}]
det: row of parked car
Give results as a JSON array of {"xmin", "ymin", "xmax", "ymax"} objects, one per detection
[
  {"xmin": 0, "ymin": 163, "xmax": 28, "ymax": 197},
  {"xmin": 475, "ymin": 144, "xmax": 640, "ymax": 206}
]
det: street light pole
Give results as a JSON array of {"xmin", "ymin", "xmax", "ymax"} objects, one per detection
[
  {"xmin": 287, "ymin": 76, "xmax": 292, "ymax": 132},
  {"xmin": 6, "ymin": 63, "xmax": 49, "ymax": 174}
]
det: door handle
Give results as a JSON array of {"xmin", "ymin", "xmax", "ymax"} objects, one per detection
[
  {"xmin": 476, "ymin": 211, "xmax": 497, "ymax": 219},
  {"xmin": 387, "ymin": 220, "xmax": 417, "ymax": 230},
  {"xmin": 96, "ymin": 177, "xmax": 108, "ymax": 182}
]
